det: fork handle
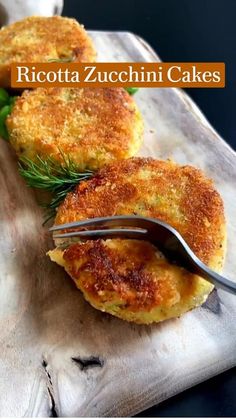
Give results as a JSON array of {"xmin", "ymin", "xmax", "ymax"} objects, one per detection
[
  {"xmin": 189, "ymin": 257, "xmax": 236, "ymax": 294},
  {"xmin": 160, "ymin": 236, "xmax": 236, "ymax": 295}
]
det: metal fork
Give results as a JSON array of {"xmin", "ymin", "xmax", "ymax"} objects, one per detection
[{"xmin": 50, "ymin": 215, "xmax": 236, "ymax": 294}]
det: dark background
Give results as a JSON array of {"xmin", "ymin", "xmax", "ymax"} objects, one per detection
[
  {"xmin": 63, "ymin": 0, "xmax": 236, "ymax": 150},
  {"xmin": 63, "ymin": 0, "xmax": 236, "ymax": 416}
]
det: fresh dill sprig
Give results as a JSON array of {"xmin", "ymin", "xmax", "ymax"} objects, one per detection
[{"xmin": 19, "ymin": 154, "xmax": 94, "ymax": 221}]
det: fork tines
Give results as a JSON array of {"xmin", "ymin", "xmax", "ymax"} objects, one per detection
[{"xmin": 50, "ymin": 215, "xmax": 149, "ymax": 240}]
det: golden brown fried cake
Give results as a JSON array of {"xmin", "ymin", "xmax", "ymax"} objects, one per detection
[
  {"xmin": 0, "ymin": 16, "xmax": 96, "ymax": 88},
  {"xmin": 7, "ymin": 87, "xmax": 143, "ymax": 170},
  {"xmin": 49, "ymin": 158, "xmax": 226, "ymax": 324}
]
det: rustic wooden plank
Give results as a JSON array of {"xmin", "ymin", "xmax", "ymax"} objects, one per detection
[
  {"xmin": 0, "ymin": 32, "xmax": 235, "ymax": 417},
  {"xmin": 0, "ymin": 0, "xmax": 63, "ymax": 26}
]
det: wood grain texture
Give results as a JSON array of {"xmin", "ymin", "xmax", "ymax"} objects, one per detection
[{"xmin": 0, "ymin": 32, "xmax": 236, "ymax": 417}]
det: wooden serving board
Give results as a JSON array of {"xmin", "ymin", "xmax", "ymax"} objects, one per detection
[{"xmin": 0, "ymin": 32, "xmax": 236, "ymax": 417}]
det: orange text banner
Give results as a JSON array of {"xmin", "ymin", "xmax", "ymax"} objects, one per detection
[{"xmin": 11, "ymin": 62, "xmax": 225, "ymax": 88}]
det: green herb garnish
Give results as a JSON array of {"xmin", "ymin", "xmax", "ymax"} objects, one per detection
[
  {"xmin": 125, "ymin": 87, "xmax": 139, "ymax": 95},
  {"xmin": 19, "ymin": 154, "xmax": 94, "ymax": 221},
  {"xmin": 0, "ymin": 89, "xmax": 17, "ymax": 140},
  {"xmin": 0, "ymin": 105, "xmax": 10, "ymax": 140},
  {"xmin": 48, "ymin": 57, "xmax": 73, "ymax": 63},
  {"xmin": 0, "ymin": 88, "xmax": 9, "ymax": 108}
]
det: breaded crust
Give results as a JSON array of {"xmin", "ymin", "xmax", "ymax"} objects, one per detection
[
  {"xmin": 7, "ymin": 88, "xmax": 143, "ymax": 170},
  {"xmin": 49, "ymin": 158, "xmax": 226, "ymax": 324},
  {"xmin": 0, "ymin": 16, "xmax": 96, "ymax": 88}
]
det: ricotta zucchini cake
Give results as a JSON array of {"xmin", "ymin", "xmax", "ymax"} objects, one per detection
[
  {"xmin": 49, "ymin": 157, "xmax": 226, "ymax": 324},
  {"xmin": 0, "ymin": 16, "xmax": 96, "ymax": 88},
  {"xmin": 7, "ymin": 87, "xmax": 144, "ymax": 170}
]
